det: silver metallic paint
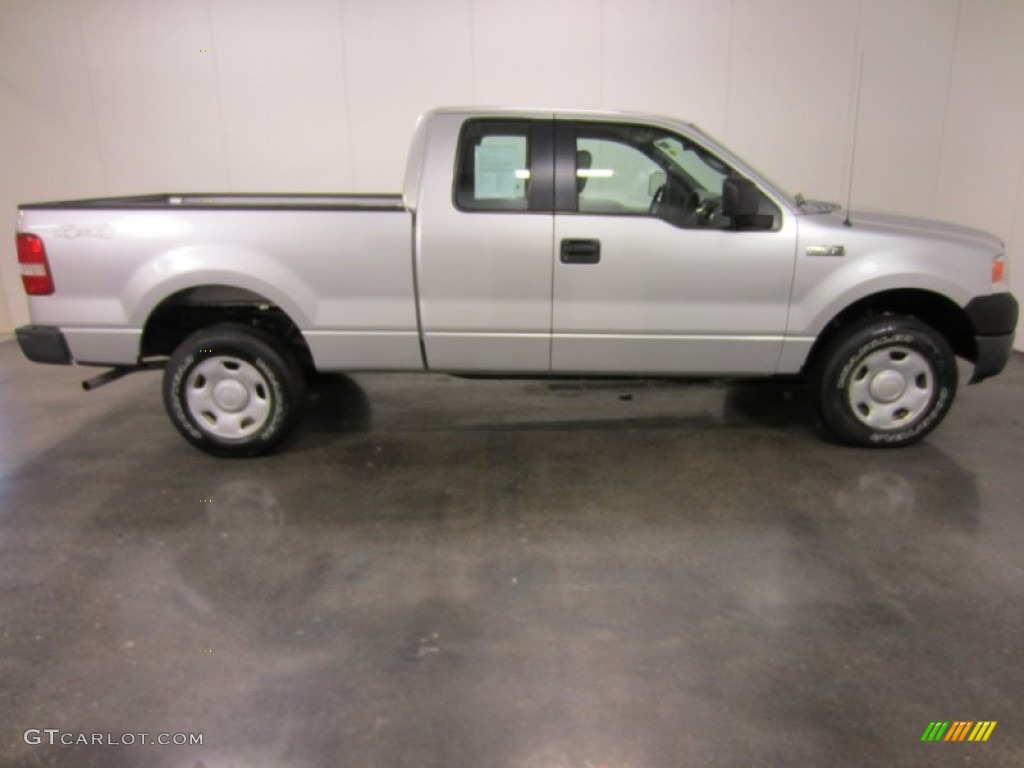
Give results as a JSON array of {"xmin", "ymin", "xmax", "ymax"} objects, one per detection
[{"xmin": 17, "ymin": 108, "xmax": 1005, "ymax": 379}]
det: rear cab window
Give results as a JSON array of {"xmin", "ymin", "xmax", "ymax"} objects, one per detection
[
  {"xmin": 454, "ymin": 119, "xmax": 555, "ymax": 213},
  {"xmin": 455, "ymin": 121, "xmax": 532, "ymax": 211}
]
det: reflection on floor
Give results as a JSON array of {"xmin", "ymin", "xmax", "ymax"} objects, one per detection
[{"xmin": 1, "ymin": 340, "xmax": 1022, "ymax": 767}]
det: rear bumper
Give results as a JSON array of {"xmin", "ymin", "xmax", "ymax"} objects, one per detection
[
  {"xmin": 965, "ymin": 294, "xmax": 1019, "ymax": 383},
  {"xmin": 16, "ymin": 325, "xmax": 72, "ymax": 365}
]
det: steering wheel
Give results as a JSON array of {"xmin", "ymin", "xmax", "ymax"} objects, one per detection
[
  {"xmin": 686, "ymin": 191, "xmax": 721, "ymax": 225},
  {"xmin": 695, "ymin": 197, "xmax": 721, "ymax": 224},
  {"xmin": 649, "ymin": 185, "xmax": 666, "ymax": 215}
]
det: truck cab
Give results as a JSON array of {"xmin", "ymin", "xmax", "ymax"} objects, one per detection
[{"xmin": 409, "ymin": 109, "xmax": 796, "ymax": 376}]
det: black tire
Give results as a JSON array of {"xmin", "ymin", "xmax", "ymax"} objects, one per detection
[
  {"xmin": 163, "ymin": 324, "xmax": 306, "ymax": 457},
  {"xmin": 815, "ymin": 315, "xmax": 957, "ymax": 447}
]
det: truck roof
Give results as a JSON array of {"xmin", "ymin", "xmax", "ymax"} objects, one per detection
[{"xmin": 424, "ymin": 105, "xmax": 698, "ymax": 129}]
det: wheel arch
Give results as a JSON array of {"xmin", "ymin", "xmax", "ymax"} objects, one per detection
[
  {"xmin": 140, "ymin": 284, "xmax": 313, "ymax": 369},
  {"xmin": 801, "ymin": 288, "xmax": 975, "ymax": 376}
]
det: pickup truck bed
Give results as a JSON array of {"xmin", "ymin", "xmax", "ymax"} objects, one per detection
[{"xmin": 19, "ymin": 195, "xmax": 422, "ymax": 374}]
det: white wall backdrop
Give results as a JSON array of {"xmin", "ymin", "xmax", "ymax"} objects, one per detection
[{"xmin": 1, "ymin": 0, "xmax": 1021, "ymax": 348}]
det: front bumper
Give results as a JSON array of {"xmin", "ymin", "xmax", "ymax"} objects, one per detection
[
  {"xmin": 965, "ymin": 293, "xmax": 1019, "ymax": 383},
  {"xmin": 16, "ymin": 325, "xmax": 72, "ymax": 365}
]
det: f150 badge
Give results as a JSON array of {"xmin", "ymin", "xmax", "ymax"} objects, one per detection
[{"xmin": 806, "ymin": 245, "xmax": 846, "ymax": 257}]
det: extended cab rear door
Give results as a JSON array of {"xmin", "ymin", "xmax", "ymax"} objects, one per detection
[
  {"xmin": 551, "ymin": 119, "xmax": 797, "ymax": 375},
  {"xmin": 415, "ymin": 114, "xmax": 555, "ymax": 372}
]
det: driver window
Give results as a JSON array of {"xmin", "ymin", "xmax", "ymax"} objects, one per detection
[
  {"xmin": 576, "ymin": 138, "xmax": 661, "ymax": 214},
  {"xmin": 573, "ymin": 122, "xmax": 735, "ymax": 230}
]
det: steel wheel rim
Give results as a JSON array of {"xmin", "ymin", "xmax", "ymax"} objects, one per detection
[
  {"xmin": 185, "ymin": 356, "xmax": 272, "ymax": 440},
  {"xmin": 846, "ymin": 345, "xmax": 935, "ymax": 431}
]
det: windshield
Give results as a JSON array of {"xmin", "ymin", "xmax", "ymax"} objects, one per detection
[{"xmin": 683, "ymin": 124, "xmax": 797, "ymax": 205}]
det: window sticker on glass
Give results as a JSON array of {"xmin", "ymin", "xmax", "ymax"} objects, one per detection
[{"xmin": 475, "ymin": 137, "xmax": 528, "ymax": 200}]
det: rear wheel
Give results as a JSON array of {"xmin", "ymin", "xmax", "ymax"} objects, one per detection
[
  {"xmin": 816, "ymin": 315, "xmax": 957, "ymax": 447},
  {"xmin": 163, "ymin": 324, "xmax": 305, "ymax": 457}
]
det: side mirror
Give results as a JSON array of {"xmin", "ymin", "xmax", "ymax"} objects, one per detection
[
  {"xmin": 722, "ymin": 176, "xmax": 773, "ymax": 230},
  {"xmin": 721, "ymin": 176, "xmax": 760, "ymax": 217}
]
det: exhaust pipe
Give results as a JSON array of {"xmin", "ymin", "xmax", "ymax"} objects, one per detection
[{"xmin": 81, "ymin": 361, "xmax": 165, "ymax": 391}]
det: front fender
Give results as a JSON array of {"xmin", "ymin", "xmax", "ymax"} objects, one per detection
[{"xmin": 791, "ymin": 269, "xmax": 971, "ymax": 338}]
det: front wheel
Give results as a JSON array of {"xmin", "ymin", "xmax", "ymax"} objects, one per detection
[
  {"xmin": 163, "ymin": 324, "xmax": 306, "ymax": 457},
  {"xmin": 815, "ymin": 316, "xmax": 957, "ymax": 447}
]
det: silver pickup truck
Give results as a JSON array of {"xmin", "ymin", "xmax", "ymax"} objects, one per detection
[{"xmin": 14, "ymin": 108, "xmax": 1018, "ymax": 456}]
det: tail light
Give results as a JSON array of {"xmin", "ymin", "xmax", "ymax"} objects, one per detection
[
  {"xmin": 16, "ymin": 233, "xmax": 54, "ymax": 295},
  {"xmin": 991, "ymin": 254, "xmax": 1006, "ymax": 286}
]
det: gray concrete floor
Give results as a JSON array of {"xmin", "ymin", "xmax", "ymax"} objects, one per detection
[{"xmin": 1, "ymin": 337, "xmax": 1022, "ymax": 768}]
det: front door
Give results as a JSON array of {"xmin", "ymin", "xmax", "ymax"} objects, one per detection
[{"xmin": 552, "ymin": 120, "xmax": 797, "ymax": 375}]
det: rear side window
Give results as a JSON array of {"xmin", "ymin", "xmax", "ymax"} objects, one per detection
[{"xmin": 455, "ymin": 121, "xmax": 531, "ymax": 211}]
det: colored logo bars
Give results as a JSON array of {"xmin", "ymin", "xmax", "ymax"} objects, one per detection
[{"xmin": 921, "ymin": 721, "xmax": 997, "ymax": 742}]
